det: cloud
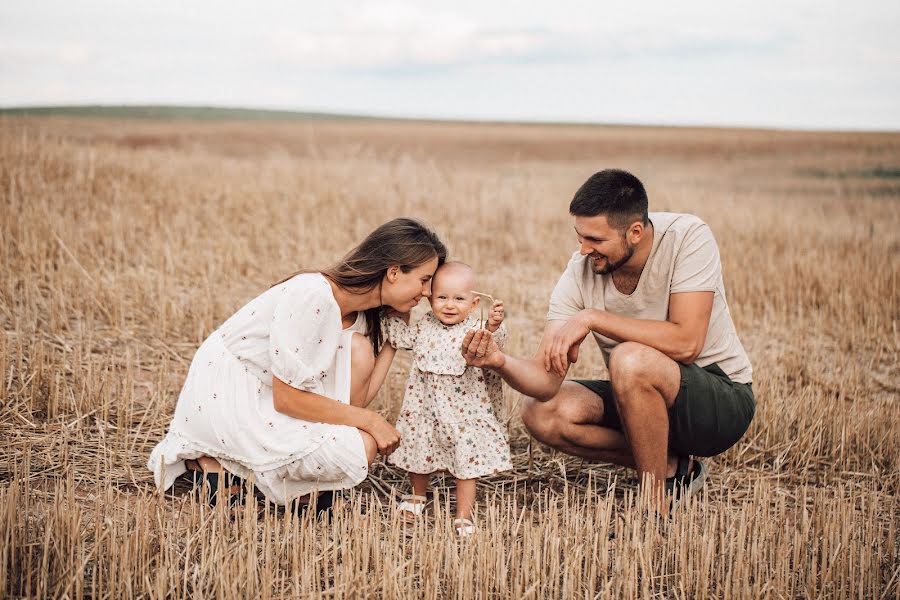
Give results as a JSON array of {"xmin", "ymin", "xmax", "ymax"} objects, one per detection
[
  {"xmin": 58, "ymin": 45, "xmax": 90, "ymax": 65},
  {"xmin": 268, "ymin": 22, "xmax": 785, "ymax": 75},
  {"xmin": 1, "ymin": 0, "xmax": 898, "ymax": 128},
  {"xmin": 0, "ymin": 41, "xmax": 92, "ymax": 73},
  {"xmin": 259, "ymin": 2, "xmax": 794, "ymax": 74},
  {"xmin": 269, "ymin": 28, "xmax": 572, "ymax": 72}
]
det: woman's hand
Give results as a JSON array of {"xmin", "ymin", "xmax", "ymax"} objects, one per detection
[
  {"xmin": 486, "ymin": 300, "xmax": 504, "ymax": 332},
  {"xmin": 543, "ymin": 310, "xmax": 594, "ymax": 377},
  {"xmin": 364, "ymin": 413, "xmax": 401, "ymax": 456},
  {"xmin": 462, "ymin": 329, "xmax": 505, "ymax": 369}
]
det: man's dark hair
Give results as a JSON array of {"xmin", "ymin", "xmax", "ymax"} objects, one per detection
[{"xmin": 569, "ymin": 169, "xmax": 649, "ymax": 230}]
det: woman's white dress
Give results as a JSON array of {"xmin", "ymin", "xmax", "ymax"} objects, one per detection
[{"xmin": 148, "ymin": 273, "xmax": 369, "ymax": 505}]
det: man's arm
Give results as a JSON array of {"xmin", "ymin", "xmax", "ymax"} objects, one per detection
[
  {"xmin": 546, "ymin": 290, "xmax": 714, "ymax": 376},
  {"xmin": 462, "ymin": 320, "xmax": 568, "ymax": 401}
]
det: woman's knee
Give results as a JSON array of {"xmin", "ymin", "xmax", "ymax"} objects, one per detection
[{"xmin": 359, "ymin": 430, "xmax": 378, "ymax": 465}]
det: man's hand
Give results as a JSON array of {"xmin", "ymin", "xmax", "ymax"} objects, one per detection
[
  {"xmin": 544, "ymin": 310, "xmax": 595, "ymax": 377},
  {"xmin": 462, "ymin": 329, "xmax": 505, "ymax": 369},
  {"xmin": 486, "ymin": 300, "xmax": 504, "ymax": 332}
]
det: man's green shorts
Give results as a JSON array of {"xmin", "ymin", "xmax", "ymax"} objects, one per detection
[{"xmin": 574, "ymin": 362, "xmax": 755, "ymax": 457}]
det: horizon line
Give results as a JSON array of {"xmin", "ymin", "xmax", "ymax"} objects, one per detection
[{"xmin": 1, "ymin": 103, "xmax": 898, "ymax": 135}]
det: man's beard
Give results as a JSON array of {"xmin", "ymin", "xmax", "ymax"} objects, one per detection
[{"xmin": 591, "ymin": 242, "xmax": 635, "ymax": 275}]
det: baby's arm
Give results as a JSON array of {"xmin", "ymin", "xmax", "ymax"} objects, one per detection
[
  {"xmin": 486, "ymin": 300, "xmax": 504, "ymax": 333},
  {"xmin": 492, "ymin": 321, "xmax": 509, "ymax": 351}
]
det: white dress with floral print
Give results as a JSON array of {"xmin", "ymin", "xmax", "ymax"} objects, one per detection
[
  {"xmin": 384, "ymin": 313, "xmax": 512, "ymax": 479},
  {"xmin": 148, "ymin": 273, "xmax": 369, "ymax": 505}
]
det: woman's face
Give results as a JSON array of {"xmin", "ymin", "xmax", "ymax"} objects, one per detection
[{"xmin": 382, "ymin": 256, "xmax": 440, "ymax": 312}]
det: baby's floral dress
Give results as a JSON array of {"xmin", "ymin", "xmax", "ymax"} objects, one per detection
[{"xmin": 383, "ymin": 312, "xmax": 512, "ymax": 479}]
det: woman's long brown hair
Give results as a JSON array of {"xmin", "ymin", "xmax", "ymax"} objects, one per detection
[{"xmin": 277, "ymin": 218, "xmax": 447, "ymax": 350}]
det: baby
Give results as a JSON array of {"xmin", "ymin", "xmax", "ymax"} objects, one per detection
[{"xmin": 382, "ymin": 261, "xmax": 512, "ymax": 535}]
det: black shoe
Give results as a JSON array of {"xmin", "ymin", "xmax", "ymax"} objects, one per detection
[
  {"xmin": 287, "ymin": 490, "xmax": 334, "ymax": 519},
  {"xmin": 314, "ymin": 490, "xmax": 334, "ymax": 514},
  {"xmin": 187, "ymin": 469, "xmax": 245, "ymax": 508}
]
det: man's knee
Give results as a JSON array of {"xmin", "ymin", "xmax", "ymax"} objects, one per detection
[
  {"xmin": 521, "ymin": 397, "xmax": 556, "ymax": 441},
  {"xmin": 609, "ymin": 342, "xmax": 656, "ymax": 390},
  {"xmin": 521, "ymin": 397, "xmax": 545, "ymax": 435},
  {"xmin": 609, "ymin": 342, "xmax": 681, "ymax": 409},
  {"xmin": 521, "ymin": 395, "xmax": 581, "ymax": 446},
  {"xmin": 351, "ymin": 333, "xmax": 375, "ymax": 373}
]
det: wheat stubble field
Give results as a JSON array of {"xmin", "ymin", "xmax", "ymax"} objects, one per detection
[{"xmin": 1, "ymin": 115, "xmax": 898, "ymax": 598}]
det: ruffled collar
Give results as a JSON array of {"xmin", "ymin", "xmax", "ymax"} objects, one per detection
[
  {"xmin": 412, "ymin": 312, "xmax": 479, "ymax": 376},
  {"xmin": 425, "ymin": 312, "xmax": 480, "ymax": 331}
]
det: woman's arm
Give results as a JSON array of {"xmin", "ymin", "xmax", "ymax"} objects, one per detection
[
  {"xmin": 364, "ymin": 343, "xmax": 397, "ymax": 405},
  {"xmin": 272, "ymin": 377, "xmax": 400, "ymax": 455}
]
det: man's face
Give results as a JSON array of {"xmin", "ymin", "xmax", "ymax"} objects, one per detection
[{"xmin": 574, "ymin": 214, "xmax": 636, "ymax": 275}]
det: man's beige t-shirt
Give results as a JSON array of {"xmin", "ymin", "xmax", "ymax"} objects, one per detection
[{"xmin": 547, "ymin": 212, "xmax": 752, "ymax": 384}]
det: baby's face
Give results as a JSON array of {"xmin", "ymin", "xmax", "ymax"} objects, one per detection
[{"xmin": 429, "ymin": 269, "xmax": 479, "ymax": 326}]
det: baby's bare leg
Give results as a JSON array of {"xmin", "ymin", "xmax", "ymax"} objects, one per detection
[
  {"xmin": 398, "ymin": 472, "xmax": 430, "ymax": 520},
  {"xmin": 455, "ymin": 478, "xmax": 476, "ymax": 521},
  {"xmin": 410, "ymin": 472, "xmax": 429, "ymax": 497}
]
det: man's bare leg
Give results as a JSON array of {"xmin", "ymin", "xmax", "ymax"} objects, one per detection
[
  {"xmin": 607, "ymin": 342, "xmax": 681, "ymax": 509},
  {"xmin": 521, "ymin": 382, "xmax": 678, "ymax": 476}
]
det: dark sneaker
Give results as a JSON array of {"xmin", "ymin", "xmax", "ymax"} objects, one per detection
[
  {"xmin": 665, "ymin": 456, "xmax": 707, "ymax": 509},
  {"xmin": 287, "ymin": 490, "xmax": 334, "ymax": 520},
  {"xmin": 187, "ymin": 469, "xmax": 246, "ymax": 508}
]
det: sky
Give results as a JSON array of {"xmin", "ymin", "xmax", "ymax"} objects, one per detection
[{"xmin": 2, "ymin": 1, "xmax": 899, "ymax": 130}]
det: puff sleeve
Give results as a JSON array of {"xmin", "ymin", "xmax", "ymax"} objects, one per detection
[
  {"xmin": 268, "ymin": 280, "xmax": 341, "ymax": 393},
  {"xmin": 381, "ymin": 315, "xmax": 418, "ymax": 351},
  {"xmin": 491, "ymin": 322, "xmax": 509, "ymax": 351}
]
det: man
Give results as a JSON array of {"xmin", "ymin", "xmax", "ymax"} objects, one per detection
[{"xmin": 462, "ymin": 169, "xmax": 754, "ymax": 509}]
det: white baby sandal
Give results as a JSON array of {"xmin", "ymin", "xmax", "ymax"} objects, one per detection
[
  {"xmin": 453, "ymin": 518, "xmax": 476, "ymax": 537},
  {"xmin": 398, "ymin": 494, "xmax": 427, "ymax": 521}
]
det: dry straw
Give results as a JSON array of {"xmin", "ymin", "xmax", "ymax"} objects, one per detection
[
  {"xmin": 1, "ymin": 116, "xmax": 898, "ymax": 597},
  {"xmin": 470, "ymin": 290, "xmax": 495, "ymax": 329}
]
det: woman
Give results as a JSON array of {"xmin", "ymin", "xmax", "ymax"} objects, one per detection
[{"xmin": 148, "ymin": 218, "xmax": 447, "ymax": 508}]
